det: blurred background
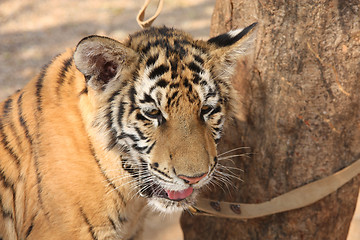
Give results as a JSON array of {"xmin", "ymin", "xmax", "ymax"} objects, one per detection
[
  {"xmin": 0, "ymin": 0, "xmax": 215, "ymax": 100},
  {"xmin": 0, "ymin": 0, "xmax": 358, "ymax": 239}
]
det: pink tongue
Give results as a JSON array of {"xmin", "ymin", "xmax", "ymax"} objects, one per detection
[{"xmin": 166, "ymin": 187, "xmax": 194, "ymax": 200}]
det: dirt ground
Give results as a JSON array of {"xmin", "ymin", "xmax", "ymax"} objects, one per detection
[{"xmin": 0, "ymin": 0, "xmax": 359, "ymax": 239}]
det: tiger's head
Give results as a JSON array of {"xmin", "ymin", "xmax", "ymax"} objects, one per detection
[{"xmin": 74, "ymin": 24, "xmax": 256, "ymax": 212}]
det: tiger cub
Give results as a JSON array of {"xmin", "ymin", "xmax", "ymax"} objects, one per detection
[{"xmin": 0, "ymin": 23, "xmax": 256, "ymax": 239}]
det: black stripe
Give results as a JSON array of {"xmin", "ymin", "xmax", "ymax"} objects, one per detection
[
  {"xmin": 192, "ymin": 73, "xmax": 201, "ymax": 84},
  {"xmin": 134, "ymin": 127, "xmax": 147, "ymax": 141},
  {"xmin": 106, "ymin": 95, "xmax": 123, "ymax": 150},
  {"xmin": 172, "ymin": 96, "xmax": 181, "ymax": 107},
  {"xmin": 209, "ymin": 106, "xmax": 222, "ymax": 116},
  {"xmin": 200, "ymin": 80, "xmax": 208, "ymax": 86},
  {"xmin": 216, "ymin": 118, "xmax": 223, "ymax": 125},
  {"xmin": 108, "ymin": 216, "xmax": 117, "ymax": 231},
  {"xmin": 80, "ymin": 208, "xmax": 98, "ymax": 240},
  {"xmin": 146, "ymin": 141, "xmax": 156, "ymax": 154},
  {"xmin": 121, "ymin": 158, "xmax": 140, "ymax": 177},
  {"xmin": 178, "ymin": 39, "xmax": 208, "ymax": 54},
  {"xmin": 212, "ymin": 127, "xmax": 221, "ymax": 132},
  {"xmin": 208, "ymin": 22, "xmax": 257, "ymax": 47},
  {"xmin": 118, "ymin": 214, "xmax": 127, "ymax": 224},
  {"xmin": 188, "ymin": 83, "xmax": 193, "ymax": 93},
  {"xmin": 156, "ymin": 79, "xmax": 169, "ymax": 88},
  {"xmin": 106, "ymin": 129, "xmax": 118, "ymax": 151},
  {"xmin": 132, "ymin": 144, "xmax": 147, "ymax": 153},
  {"xmin": 33, "ymin": 161, "xmax": 44, "ymax": 209},
  {"xmin": 35, "ymin": 64, "xmax": 50, "ymax": 112},
  {"xmin": 3, "ymin": 98, "xmax": 12, "ymax": 115},
  {"xmin": 0, "ymin": 121, "xmax": 21, "ymax": 168},
  {"xmin": 66, "ymin": 73, "xmax": 75, "ymax": 86},
  {"xmin": 183, "ymin": 78, "xmax": 189, "ymax": 87},
  {"xmin": 139, "ymin": 93, "xmax": 155, "ymax": 104},
  {"xmin": 17, "ymin": 93, "xmax": 33, "ymax": 145},
  {"xmin": 105, "ymin": 110, "xmax": 118, "ymax": 151},
  {"xmin": 78, "ymin": 87, "xmax": 88, "ymax": 96},
  {"xmin": 139, "ymin": 42, "xmax": 151, "ymax": 55},
  {"xmin": 129, "ymin": 86, "xmax": 136, "ymax": 104},
  {"xmin": 28, "ymin": 71, "xmax": 49, "ymax": 213},
  {"xmin": 205, "ymin": 91, "xmax": 216, "ymax": 100},
  {"xmin": 152, "ymin": 39, "xmax": 170, "ymax": 54},
  {"xmin": 145, "ymin": 53, "xmax": 159, "ymax": 67},
  {"xmin": 17, "ymin": 92, "xmax": 44, "ymax": 209},
  {"xmin": 56, "ymin": 57, "xmax": 73, "ymax": 97},
  {"xmin": 89, "ymin": 143, "xmax": 126, "ymax": 205},
  {"xmin": 173, "ymin": 39, "xmax": 187, "ymax": 57},
  {"xmin": 194, "ymin": 55, "xmax": 204, "ymax": 64},
  {"xmin": 0, "ymin": 194, "xmax": 13, "ymax": 219},
  {"xmin": 4, "ymin": 97, "xmax": 25, "ymax": 155},
  {"xmin": 117, "ymin": 102, "xmax": 126, "ymax": 127},
  {"xmin": 25, "ymin": 222, "xmax": 34, "ymax": 238},
  {"xmin": 148, "ymin": 64, "xmax": 169, "ymax": 79},
  {"xmin": 128, "ymin": 103, "xmax": 137, "ymax": 116},
  {"xmin": 136, "ymin": 113, "xmax": 147, "ymax": 121},
  {"xmin": 187, "ymin": 62, "xmax": 203, "ymax": 74},
  {"xmin": 0, "ymin": 100, "xmax": 20, "ymax": 167},
  {"xmin": 170, "ymin": 59, "xmax": 178, "ymax": 79},
  {"xmin": 0, "ymin": 168, "xmax": 12, "ymax": 188},
  {"xmin": 1, "ymin": 208, "xmax": 13, "ymax": 220},
  {"xmin": 108, "ymin": 90, "xmax": 122, "ymax": 103},
  {"xmin": 153, "ymin": 168, "xmax": 172, "ymax": 179},
  {"xmin": 171, "ymin": 91, "xmax": 179, "ymax": 99},
  {"xmin": 118, "ymin": 133, "xmax": 139, "ymax": 142},
  {"xmin": 149, "ymin": 85, "xmax": 157, "ymax": 94},
  {"xmin": 170, "ymin": 83, "xmax": 179, "ymax": 88}
]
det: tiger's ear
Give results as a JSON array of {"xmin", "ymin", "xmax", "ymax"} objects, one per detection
[
  {"xmin": 208, "ymin": 22, "xmax": 257, "ymax": 79},
  {"xmin": 74, "ymin": 35, "xmax": 137, "ymax": 90}
]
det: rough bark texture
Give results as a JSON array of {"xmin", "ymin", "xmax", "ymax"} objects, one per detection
[{"xmin": 181, "ymin": 0, "xmax": 360, "ymax": 239}]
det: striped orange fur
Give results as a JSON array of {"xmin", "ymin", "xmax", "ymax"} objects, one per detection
[{"xmin": 0, "ymin": 24, "xmax": 256, "ymax": 239}]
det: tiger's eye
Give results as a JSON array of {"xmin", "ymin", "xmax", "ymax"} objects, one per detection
[
  {"xmin": 143, "ymin": 108, "xmax": 166, "ymax": 125},
  {"xmin": 200, "ymin": 105, "xmax": 213, "ymax": 116},
  {"xmin": 144, "ymin": 109, "xmax": 161, "ymax": 119}
]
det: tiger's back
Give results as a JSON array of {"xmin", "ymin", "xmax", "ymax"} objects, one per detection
[{"xmin": 0, "ymin": 25, "xmax": 256, "ymax": 239}]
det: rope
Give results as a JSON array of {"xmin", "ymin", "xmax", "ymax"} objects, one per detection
[
  {"xmin": 189, "ymin": 157, "xmax": 360, "ymax": 219},
  {"xmin": 137, "ymin": 0, "xmax": 164, "ymax": 29}
]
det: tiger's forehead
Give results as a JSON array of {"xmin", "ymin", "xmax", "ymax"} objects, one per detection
[
  {"xmin": 125, "ymin": 27, "xmax": 209, "ymax": 56},
  {"xmin": 125, "ymin": 27, "xmax": 220, "ymax": 115}
]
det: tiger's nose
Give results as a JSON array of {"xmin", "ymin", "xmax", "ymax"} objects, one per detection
[{"xmin": 178, "ymin": 173, "xmax": 207, "ymax": 184}]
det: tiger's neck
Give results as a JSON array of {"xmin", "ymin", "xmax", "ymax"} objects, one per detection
[{"xmin": 10, "ymin": 49, "xmax": 147, "ymax": 237}]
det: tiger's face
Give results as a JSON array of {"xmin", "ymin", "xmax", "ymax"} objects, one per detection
[{"xmin": 74, "ymin": 25, "xmax": 256, "ymax": 212}]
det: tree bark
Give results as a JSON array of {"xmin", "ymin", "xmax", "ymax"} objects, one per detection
[{"xmin": 181, "ymin": 0, "xmax": 360, "ymax": 239}]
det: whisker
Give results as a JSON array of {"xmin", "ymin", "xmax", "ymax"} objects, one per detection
[
  {"xmin": 212, "ymin": 175, "xmax": 234, "ymax": 194},
  {"xmin": 103, "ymin": 174, "xmax": 133, "ymax": 184},
  {"xmin": 218, "ymin": 165, "xmax": 244, "ymax": 172},
  {"xmin": 218, "ymin": 153, "xmax": 251, "ymax": 160},
  {"xmin": 217, "ymin": 147, "xmax": 250, "ymax": 157},
  {"xmin": 216, "ymin": 170, "xmax": 244, "ymax": 183},
  {"xmin": 131, "ymin": 179, "xmax": 156, "ymax": 201},
  {"xmin": 209, "ymin": 177, "xmax": 229, "ymax": 194},
  {"xmin": 217, "ymin": 164, "xmax": 244, "ymax": 173}
]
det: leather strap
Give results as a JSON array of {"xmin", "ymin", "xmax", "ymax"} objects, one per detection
[
  {"xmin": 190, "ymin": 158, "xmax": 360, "ymax": 219},
  {"xmin": 137, "ymin": 0, "xmax": 164, "ymax": 29}
]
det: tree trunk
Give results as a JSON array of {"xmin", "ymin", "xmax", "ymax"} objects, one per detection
[{"xmin": 181, "ymin": 0, "xmax": 360, "ymax": 239}]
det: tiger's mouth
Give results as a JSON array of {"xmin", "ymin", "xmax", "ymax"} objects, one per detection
[{"xmin": 140, "ymin": 182, "xmax": 194, "ymax": 201}]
